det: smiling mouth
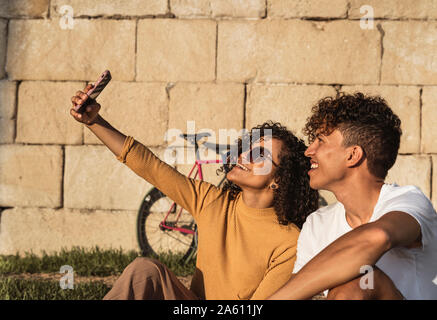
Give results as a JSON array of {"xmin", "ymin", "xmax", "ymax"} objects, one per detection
[
  {"xmin": 311, "ymin": 163, "xmax": 319, "ymax": 169},
  {"xmin": 235, "ymin": 163, "xmax": 250, "ymax": 172}
]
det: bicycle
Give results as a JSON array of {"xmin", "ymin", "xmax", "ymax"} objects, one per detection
[{"xmin": 136, "ymin": 132, "xmax": 237, "ymax": 262}]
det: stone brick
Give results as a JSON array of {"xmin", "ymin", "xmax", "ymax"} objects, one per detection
[
  {"xmin": 0, "ymin": 119, "xmax": 14, "ymax": 143},
  {"xmin": 341, "ymin": 85, "xmax": 421, "ymax": 154},
  {"xmin": 217, "ymin": 20, "xmax": 380, "ymax": 84},
  {"xmin": 137, "ymin": 19, "xmax": 216, "ymax": 82},
  {"xmin": 421, "ymin": 87, "xmax": 437, "ymax": 153},
  {"xmin": 381, "ymin": 22, "xmax": 437, "ymax": 85},
  {"xmin": 0, "ymin": 80, "xmax": 16, "ymax": 119},
  {"xmin": 0, "ymin": 145, "xmax": 62, "ymax": 207},
  {"xmin": 64, "ymin": 145, "xmax": 174, "ymax": 210},
  {"xmin": 6, "ymin": 20, "xmax": 135, "ymax": 81},
  {"xmin": 171, "ymin": 0, "xmax": 265, "ymax": 18},
  {"xmin": 246, "ymin": 84, "xmax": 337, "ymax": 142},
  {"xmin": 432, "ymin": 156, "xmax": 437, "ymax": 210},
  {"xmin": 84, "ymin": 82, "xmax": 168, "ymax": 147},
  {"xmin": 211, "ymin": 0, "xmax": 265, "ymax": 18},
  {"xmin": 217, "ymin": 21, "xmax": 257, "ymax": 82},
  {"xmin": 16, "ymin": 81, "xmax": 84, "ymax": 145},
  {"xmin": 64, "ymin": 145, "xmax": 149, "ymax": 210},
  {"xmin": 51, "ymin": 0, "xmax": 168, "ymax": 17},
  {"xmin": 171, "ymin": 0, "xmax": 212, "ymax": 17},
  {"xmin": 0, "ymin": 0, "xmax": 49, "ymax": 18},
  {"xmin": 386, "ymin": 155, "xmax": 431, "ymax": 198},
  {"xmin": 0, "ymin": 19, "xmax": 6, "ymax": 79},
  {"xmin": 168, "ymin": 83, "xmax": 245, "ymax": 147},
  {"xmin": 268, "ymin": 0, "xmax": 348, "ymax": 18},
  {"xmin": 349, "ymin": 0, "xmax": 437, "ymax": 19},
  {"xmin": 0, "ymin": 207, "xmax": 138, "ymax": 255}
]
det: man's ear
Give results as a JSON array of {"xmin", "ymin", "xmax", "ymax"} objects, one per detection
[{"xmin": 346, "ymin": 145, "xmax": 365, "ymax": 168}]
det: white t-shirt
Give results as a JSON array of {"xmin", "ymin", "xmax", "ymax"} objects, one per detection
[{"xmin": 293, "ymin": 183, "xmax": 437, "ymax": 300}]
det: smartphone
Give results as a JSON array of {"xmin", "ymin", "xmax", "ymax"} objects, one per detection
[{"xmin": 75, "ymin": 70, "xmax": 112, "ymax": 113}]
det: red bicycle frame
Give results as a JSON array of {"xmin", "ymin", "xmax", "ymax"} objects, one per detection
[{"xmin": 159, "ymin": 159, "xmax": 222, "ymax": 235}]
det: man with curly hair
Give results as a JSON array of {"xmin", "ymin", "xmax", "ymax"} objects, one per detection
[
  {"xmin": 70, "ymin": 84, "xmax": 319, "ymax": 300},
  {"xmin": 269, "ymin": 92, "xmax": 437, "ymax": 300}
]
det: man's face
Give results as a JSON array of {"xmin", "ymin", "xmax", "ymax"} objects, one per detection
[{"xmin": 304, "ymin": 129, "xmax": 349, "ymax": 191}]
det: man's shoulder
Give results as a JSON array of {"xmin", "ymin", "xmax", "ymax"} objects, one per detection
[
  {"xmin": 380, "ymin": 183, "xmax": 433, "ymax": 209},
  {"xmin": 376, "ymin": 183, "xmax": 437, "ymax": 221},
  {"xmin": 382, "ymin": 183, "xmax": 425, "ymax": 198}
]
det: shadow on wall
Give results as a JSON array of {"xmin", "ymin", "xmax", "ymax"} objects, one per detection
[{"xmin": 0, "ymin": 207, "xmax": 12, "ymax": 226}]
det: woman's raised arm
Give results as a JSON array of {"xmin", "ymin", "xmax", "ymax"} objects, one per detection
[{"xmin": 70, "ymin": 84, "xmax": 126, "ymax": 158}]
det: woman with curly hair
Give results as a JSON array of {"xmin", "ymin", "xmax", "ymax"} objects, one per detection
[
  {"xmin": 70, "ymin": 84, "xmax": 318, "ymax": 300},
  {"xmin": 221, "ymin": 121, "xmax": 319, "ymax": 229}
]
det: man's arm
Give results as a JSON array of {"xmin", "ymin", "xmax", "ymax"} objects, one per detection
[{"xmin": 267, "ymin": 211, "xmax": 421, "ymax": 300}]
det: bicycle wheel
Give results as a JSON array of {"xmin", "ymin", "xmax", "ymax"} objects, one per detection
[{"xmin": 137, "ymin": 187, "xmax": 197, "ymax": 260}]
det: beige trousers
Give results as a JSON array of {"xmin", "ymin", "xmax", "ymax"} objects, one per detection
[{"xmin": 103, "ymin": 257, "xmax": 199, "ymax": 300}]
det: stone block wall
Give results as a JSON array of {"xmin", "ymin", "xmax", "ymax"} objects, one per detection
[{"xmin": 0, "ymin": 0, "xmax": 436, "ymax": 255}]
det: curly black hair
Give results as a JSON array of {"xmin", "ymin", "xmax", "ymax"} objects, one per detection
[
  {"xmin": 303, "ymin": 92, "xmax": 402, "ymax": 179},
  {"xmin": 217, "ymin": 121, "xmax": 319, "ymax": 229}
]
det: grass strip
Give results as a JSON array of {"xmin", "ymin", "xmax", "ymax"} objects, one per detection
[
  {"xmin": 0, "ymin": 247, "xmax": 196, "ymax": 277},
  {"xmin": 0, "ymin": 277, "xmax": 111, "ymax": 300}
]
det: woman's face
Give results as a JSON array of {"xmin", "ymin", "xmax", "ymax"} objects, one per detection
[{"xmin": 226, "ymin": 137, "xmax": 282, "ymax": 191}]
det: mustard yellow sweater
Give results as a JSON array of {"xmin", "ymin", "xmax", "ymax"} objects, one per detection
[{"xmin": 117, "ymin": 136, "xmax": 300, "ymax": 300}]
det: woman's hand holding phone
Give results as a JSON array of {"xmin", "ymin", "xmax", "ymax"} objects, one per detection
[
  {"xmin": 70, "ymin": 84, "xmax": 101, "ymax": 126},
  {"xmin": 69, "ymin": 79, "xmax": 126, "ymax": 158}
]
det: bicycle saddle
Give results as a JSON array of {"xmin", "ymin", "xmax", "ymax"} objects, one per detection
[
  {"xmin": 202, "ymin": 141, "xmax": 233, "ymax": 153},
  {"xmin": 203, "ymin": 142, "xmax": 239, "ymax": 164}
]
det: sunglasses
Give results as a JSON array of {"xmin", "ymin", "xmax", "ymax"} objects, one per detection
[{"xmin": 242, "ymin": 146, "xmax": 279, "ymax": 167}]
